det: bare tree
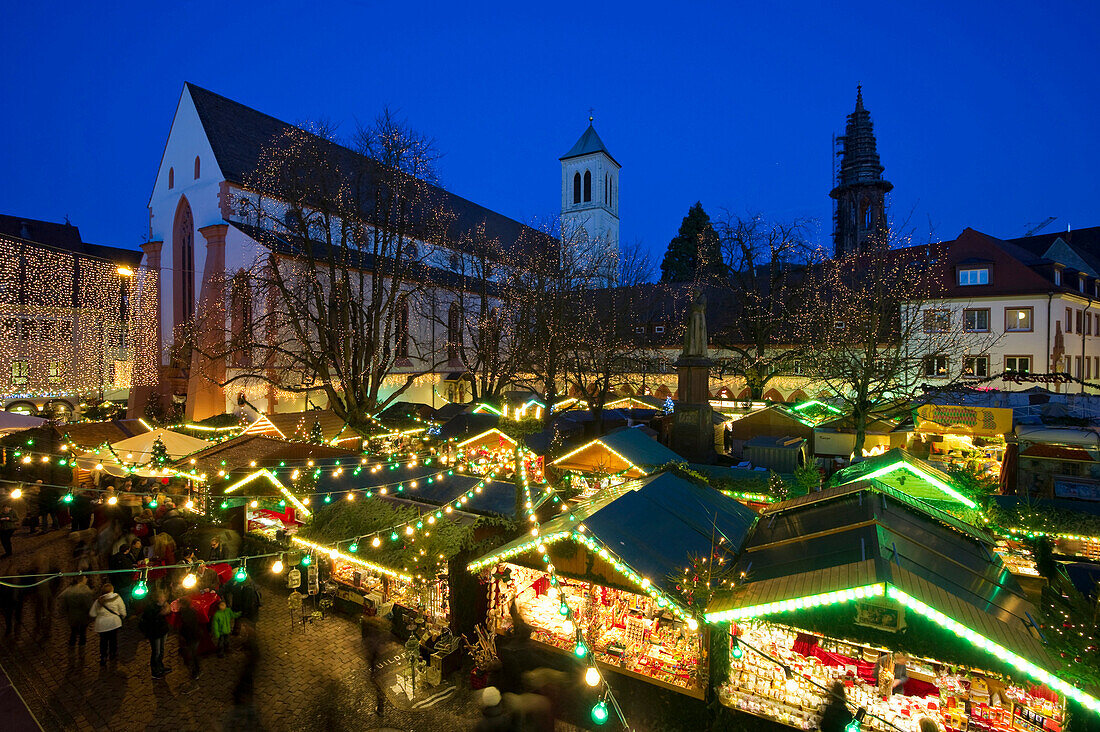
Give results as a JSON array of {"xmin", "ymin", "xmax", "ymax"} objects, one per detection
[
  {"xmin": 563, "ymin": 241, "xmax": 655, "ymax": 433},
  {"xmin": 807, "ymin": 237, "xmax": 988, "ymax": 455},
  {"xmin": 711, "ymin": 214, "xmax": 819, "ymax": 400},
  {"xmin": 212, "ymin": 111, "xmax": 451, "ymax": 430}
]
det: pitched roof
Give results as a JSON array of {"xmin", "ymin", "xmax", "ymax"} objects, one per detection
[
  {"xmin": 175, "ymin": 433, "xmax": 355, "ymax": 477},
  {"xmin": 469, "ymin": 471, "xmax": 758, "ymax": 599},
  {"xmin": 0, "ymin": 213, "xmax": 143, "ymax": 266},
  {"xmin": 60, "ymin": 419, "xmax": 150, "ymax": 448},
  {"xmin": 183, "ymin": 83, "xmax": 554, "ymax": 259},
  {"xmin": 551, "ymin": 427, "xmax": 683, "ymax": 477},
  {"xmin": 707, "ymin": 482, "xmax": 1046, "ymax": 667},
  {"xmin": 559, "ymin": 123, "xmax": 619, "ymax": 166},
  {"xmin": 242, "ymin": 410, "xmax": 357, "ymax": 444},
  {"xmin": 827, "ymin": 447, "xmax": 975, "ymax": 508}
]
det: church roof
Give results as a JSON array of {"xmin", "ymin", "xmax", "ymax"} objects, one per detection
[
  {"xmin": 0, "ymin": 213, "xmax": 143, "ymax": 265},
  {"xmin": 182, "ymin": 83, "xmax": 555, "ymax": 260},
  {"xmin": 560, "ymin": 123, "xmax": 619, "ymax": 166}
]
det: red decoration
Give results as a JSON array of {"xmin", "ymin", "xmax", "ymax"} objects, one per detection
[{"xmin": 161, "ymin": 477, "xmax": 170, "ymax": 484}]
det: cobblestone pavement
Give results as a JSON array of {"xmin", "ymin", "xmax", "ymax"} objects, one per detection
[{"xmin": 0, "ymin": 527, "xmax": 487, "ymax": 732}]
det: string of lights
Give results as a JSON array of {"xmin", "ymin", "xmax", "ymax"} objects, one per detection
[{"xmin": 511, "ymin": 447, "xmax": 630, "ymax": 729}]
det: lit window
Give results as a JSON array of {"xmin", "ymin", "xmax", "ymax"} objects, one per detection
[
  {"xmin": 923, "ymin": 354, "xmax": 948, "ymax": 378},
  {"xmin": 1005, "ymin": 356, "xmax": 1031, "ymax": 374},
  {"xmin": 923, "ymin": 310, "xmax": 951, "ymax": 333},
  {"xmin": 963, "ymin": 308, "xmax": 990, "ymax": 333},
  {"xmin": 1005, "ymin": 308, "xmax": 1032, "ymax": 332},
  {"xmin": 1054, "ymin": 268, "xmax": 1062, "ymax": 286},
  {"xmin": 654, "ymin": 325, "xmax": 665, "ymax": 334},
  {"xmin": 47, "ymin": 361, "xmax": 61, "ymax": 384},
  {"xmin": 11, "ymin": 361, "xmax": 29, "ymax": 385},
  {"xmin": 958, "ymin": 268, "xmax": 989, "ymax": 286},
  {"xmin": 1080, "ymin": 276, "xmax": 1087, "ymax": 293},
  {"xmin": 962, "ymin": 356, "xmax": 989, "ymax": 378}
]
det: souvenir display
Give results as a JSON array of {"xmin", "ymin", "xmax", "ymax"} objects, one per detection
[
  {"xmin": 497, "ymin": 564, "xmax": 706, "ymax": 696},
  {"xmin": 719, "ymin": 622, "xmax": 1065, "ymax": 732}
]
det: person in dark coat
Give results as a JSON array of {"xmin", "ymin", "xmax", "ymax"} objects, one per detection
[
  {"xmin": 819, "ymin": 680, "xmax": 855, "ymax": 732},
  {"xmin": 108, "ymin": 541, "xmax": 137, "ymax": 599},
  {"xmin": 69, "ymin": 490, "xmax": 93, "ymax": 532},
  {"xmin": 57, "ymin": 575, "xmax": 95, "ymax": 648},
  {"xmin": 139, "ymin": 591, "xmax": 172, "ymax": 679},
  {"xmin": 37, "ymin": 483, "xmax": 61, "ymax": 532},
  {"xmin": 360, "ymin": 613, "xmax": 390, "ymax": 717},
  {"xmin": 208, "ymin": 537, "xmax": 226, "ymax": 562},
  {"xmin": 177, "ymin": 598, "xmax": 202, "ymax": 680},
  {"xmin": 0, "ymin": 504, "xmax": 16, "ymax": 557}
]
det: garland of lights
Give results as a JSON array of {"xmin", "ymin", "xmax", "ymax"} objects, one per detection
[
  {"xmin": 703, "ymin": 582, "xmax": 1100, "ymax": 716},
  {"xmin": 505, "ymin": 448, "xmax": 631, "ymax": 728},
  {"xmin": 0, "ymin": 235, "xmax": 159, "ymax": 397}
]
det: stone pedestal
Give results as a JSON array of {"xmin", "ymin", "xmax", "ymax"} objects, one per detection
[{"xmin": 672, "ymin": 355, "xmax": 715, "ymax": 463}]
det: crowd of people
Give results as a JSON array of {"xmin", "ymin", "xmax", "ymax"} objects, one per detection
[{"xmin": 0, "ymin": 482, "xmax": 262, "ymax": 686}]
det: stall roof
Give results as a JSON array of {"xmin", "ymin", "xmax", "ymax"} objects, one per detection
[
  {"xmin": 242, "ymin": 410, "xmax": 359, "ymax": 444},
  {"xmin": 437, "ymin": 411, "xmax": 499, "ymax": 441},
  {"xmin": 706, "ymin": 481, "xmax": 1049, "ymax": 673},
  {"xmin": 827, "ymin": 447, "xmax": 976, "ymax": 508},
  {"xmin": 0, "ymin": 411, "xmax": 47, "ymax": 434},
  {"xmin": 550, "ymin": 427, "xmax": 683, "ymax": 478},
  {"xmin": 314, "ymin": 462, "xmax": 521, "ymax": 516},
  {"xmin": 61, "ymin": 418, "xmax": 150, "ymax": 448},
  {"xmin": 175, "ymin": 433, "xmax": 356, "ymax": 477},
  {"xmin": 469, "ymin": 471, "xmax": 758, "ymax": 602},
  {"xmin": 456, "ymin": 428, "xmax": 518, "ymax": 453}
]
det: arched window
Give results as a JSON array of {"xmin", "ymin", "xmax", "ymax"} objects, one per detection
[
  {"xmin": 583, "ymin": 170, "xmax": 592, "ymax": 202},
  {"xmin": 864, "ymin": 203, "xmax": 874, "ymax": 229},
  {"xmin": 447, "ymin": 304, "xmax": 462, "ymax": 361},
  {"xmin": 605, "ymin": 174, "xmax": 609, "ymax": 203},
  {"xmin": 168, "ymin": 167, "xmax": 174, "ymax": 189},
  {"xmin": 194, "ymin": 156, "xmax": 201, "ymax": 179},
  {"xmin": 395, "ymin": 298, "xmax": 409, "ymax": 358},
  {"xmin": 573, "ymin": 172, "xmax": 581, "ymax": 204},
  {"xmin": 609, "ymin": 177, "xmax": 613, "ymax": 207},
  {"xmin": 172, "ymin": 197, "xmax": 195, "ymax": 334}
]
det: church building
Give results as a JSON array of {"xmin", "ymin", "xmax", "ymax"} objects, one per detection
[
  {"xmin": 830, "ymin": 86, "xmax": 892, "ymax": 257},
  {"xmin": 142, "ymin": 83, "xmax": 594, "ymax": 421}
]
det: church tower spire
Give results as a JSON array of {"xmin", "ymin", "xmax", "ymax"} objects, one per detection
[
  {"xmin": 560, "ymin": 117, "xmax": 620, "ymax": 274},
  {"xmin": 830, "ymin": 86, "xmax": 893, "ymax": 257}
]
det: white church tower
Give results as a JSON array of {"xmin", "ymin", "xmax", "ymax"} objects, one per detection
[{"xmin": 560, "ymin": 117, "xmax": 620, "ymax": 273}]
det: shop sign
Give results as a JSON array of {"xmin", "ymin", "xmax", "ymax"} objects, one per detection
[
  {"xmin": 854, "ymin": 600, "xmax": 905, "ymax": 632},
  {"xmin": 915, "ymin": 404, "xmax": 1012, "ymax": 437}
]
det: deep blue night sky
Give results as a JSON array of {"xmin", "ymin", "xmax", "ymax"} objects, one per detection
[{"xmin": 2, "ymin": 2, "xmax": 1098, "ymax": 262}]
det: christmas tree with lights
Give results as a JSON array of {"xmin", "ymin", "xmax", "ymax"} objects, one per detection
[
  {"xmin": 308, "ymin": 419, "xmax": 324, "ymax": 444},
  {"xmin": 150, "ymin": 436, "xmax": 169, "ymax": 467}
]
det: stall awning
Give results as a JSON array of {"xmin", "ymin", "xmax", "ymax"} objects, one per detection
[
  {"xmin": 469, "ymin": 471, "xmax": 758, "ymax": 608},
  {"xmin": 828, "ymin": 447, "xmax": 976, "ymax": 508},
  {"xmin": 74, "ymin": 427, "xmax": 212, "ymax": 478},
  {"xmin": 550, "ymin": 428, "xmax": 683, "ymax": 478}
]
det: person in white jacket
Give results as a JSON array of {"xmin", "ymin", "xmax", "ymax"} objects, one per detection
[{"xmin": 89, "ymin": 583, "xmax": 126, "ymax": 667}]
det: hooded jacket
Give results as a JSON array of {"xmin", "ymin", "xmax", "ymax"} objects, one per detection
[{"xmin": 89, "ymin": 592, "xmax": 127, "ymax": 632}]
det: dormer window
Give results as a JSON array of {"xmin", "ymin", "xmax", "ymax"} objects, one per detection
[
  {"xmin": 1080, "ymin": 275, "xmax": 1087, "ymax": 293},
  {"xmin": 958, "ymin": 267, "xmax": 989, "ymax": 286},
  {"xmin": 1054, "ymin": 268, "xmax": 1062, "ymax": 286}
]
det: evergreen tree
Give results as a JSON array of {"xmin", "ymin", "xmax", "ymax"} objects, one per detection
[
  {"xmin": 659, "ymin": 202, "xmax": 725, "ymax": 283},
  {"xmin": 308, "ymin": 419, "xmax": 324, "ymax": 444},
  {"xmin": 150, "ymin": 436, "xmax": 169, "ymax": 466}
]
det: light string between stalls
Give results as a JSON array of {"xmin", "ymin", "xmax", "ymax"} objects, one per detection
[{"xmin": 513, "ymin": 447, "xmax": 631, "ymax": 729}]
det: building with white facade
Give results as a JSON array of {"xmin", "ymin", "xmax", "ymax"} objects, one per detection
[
  {"xmin": 144, "ymin": 83, "xmax": 569, "ymax": 421},
  {"xmin": 907, "ymin": 226, "xmax": 1100, "ymax": 393}
]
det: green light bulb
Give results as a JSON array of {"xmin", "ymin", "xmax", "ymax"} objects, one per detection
[
  {"xmin": 573, "ymin": 641, "xmax": 587, "ymax": 658},
  {"xmin": 590, "ymin": 701, "xmax": 609, "ymax": 725},
  {"xmin": 62, "ymin": 493, "xmax": 73, "ymax": 504},
  {"xmin": 349, "ymin": 542, "xmax": 359, "ymax": 553},
  {"xmin": 301, "ymin": 555, "xmax": 311, "ymax": 566},
  {"xmin": 235, "ymin": 567, "xmax": 247, "ymax": 582},
  {"xmin": 132, "ymin": 581, "xmax": 148, "ymax": 599}
]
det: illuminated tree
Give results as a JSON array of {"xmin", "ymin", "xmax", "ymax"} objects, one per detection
[
  {"xmin": 208, "ymin": 111, "xmax": 450, "ymax": 430},
  {"xmin": 149, "ymin": 436, "xmax": 169, "ymax": 467},
  {"xmin": 710, "ymin": 214, "xmax": 819, "ymax": 400}
]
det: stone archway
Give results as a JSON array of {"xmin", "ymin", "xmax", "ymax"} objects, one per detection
[{"xmin": 762, "ymin": 388, "xmax": 784, "ymax": 403}]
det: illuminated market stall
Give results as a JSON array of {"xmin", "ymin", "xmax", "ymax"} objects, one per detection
[
  {"xmin": 828, "ymin": 448, "xmax": 979, "ymax": 510},
  {"xmin": 705, "ymin": 482, "xmax": 1100, "ymax": 730},
  {"xmin": 910, "ymin": 402, "xmax": 1011, "ymax": 479},
  {"xmin": 549, "ymin": 428, "xmax": 683, "ymax": 498},
  {"xmin": 468, "ymin": 470, "xmax": 758, "ymax": 698}
]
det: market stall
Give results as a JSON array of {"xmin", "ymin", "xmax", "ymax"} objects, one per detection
[
  {"xmin": 549, "ymin": 428, "xmax": 682, "ymax": 499},
  {"xmin": 468, "ymin": 470, "xmax": 758, "ymax": 698},
  {"xmin": 705, "ymin": 482, "xmax": 1100, "ymax": 730},
  {"xmin": 911, "ymin": 403, "xmax": 1011, "ymax": 479},
  {"xmin": 454, "ymin": 429, "xmax": 521, "ymax": 479},
  {"xmin": 828, "ymin": 448, "xmax": 978, "ymax": 510}
]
